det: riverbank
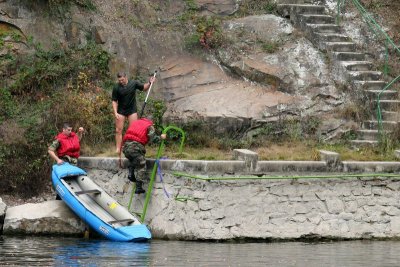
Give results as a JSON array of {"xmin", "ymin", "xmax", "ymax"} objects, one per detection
[
  {"xmin": 77, "ymin": 155, "xmax": 400, "ymax": 241},
  {"xmin": 3, "ymin": 150, "xmax": 400, "ymax": 241}
]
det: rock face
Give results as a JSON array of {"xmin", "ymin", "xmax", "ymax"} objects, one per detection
[
  {"xmin": 0, "ymin": 0, "xmax": 380, "ymax": 135},
  {"xmin": 3, "ymin": 200, "xmax": 85, "ymax": 236},
  {"xmin": 159, "ymin": 55, "xmax": 295, "ymax": 130},
  {"xmin": 219, "ymin": 15, "xmax": 343, "ymax": 114}
]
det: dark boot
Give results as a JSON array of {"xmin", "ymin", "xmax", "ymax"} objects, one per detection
[
  {"xmin": 135, "ymin": 181, "xmax": 145, "ymax": 194},
  {"xmin": 128, "ymin": 167, "xmax": 136, "ymax": 182}
]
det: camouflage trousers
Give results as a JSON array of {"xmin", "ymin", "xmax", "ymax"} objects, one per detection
[{"xmin": 122, "ymin": 141, "xmax": 147, "ymax": 182}]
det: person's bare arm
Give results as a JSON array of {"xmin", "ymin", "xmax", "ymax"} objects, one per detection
[
  {"xmin": 112, "ymin": 100, "xmax": 118, "ymax": 116},
  {"xmin": 77, "ymin": 127, "xmax": 84, "ymax": 141},
  {"xmin": 143, "ymin": 76, "xmax": 156, "ymax": 91},
  {"xmin": 112, "ymin": 100, "xmax": 122, "ymax": 120},
  {"xmin": 48, "ymin": 149, "xmax": 64, "ymax": 165}
]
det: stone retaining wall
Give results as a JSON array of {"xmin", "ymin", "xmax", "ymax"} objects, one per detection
[{"xmin": 79, "ymin": 153, "xmax": 400, "ymax": 240}]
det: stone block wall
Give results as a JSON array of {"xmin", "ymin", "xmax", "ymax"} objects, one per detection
[{"xmin": 85, "ymin": 161, "xmax": 400, "ymax": 240}]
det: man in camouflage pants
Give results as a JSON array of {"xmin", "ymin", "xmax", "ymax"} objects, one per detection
[{"xmin": 122, "ymin": 117, "xmax": 166, "ymax": 194}]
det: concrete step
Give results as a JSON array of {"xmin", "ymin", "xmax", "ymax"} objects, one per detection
[
  {"xmin": 356, "ymin": 129, "xmax": 381, "ymax": 140},
  {"xmin": 362, "ymin": 120, "xmax": 399, "ymax": 130},
  {"xmin": 277, "ymin": 4, "xmax": 325, "ymax": 17},
  {"xmin": 341, "ymin": 61, "xmax": 372, "ymax": 71},
  {"xmin": 298, "ymin": 14, "xmax": 335, "ymax": 25},
  {"xmin": 284, "ymin": 4, "xmax": 326, "ymax": 14},
  {"xmin": 325, "ymin": 42, "xmax": 356, "ymax": 52},
  {"xmin": 333, "ymin": 52, "xmax": 366, "ymax": 61},
  {"xmin": 373, "ymin": 100, "xmax": 400, "ymax": 111},
  {"xmin": 306, "ymin": 23, "xmax": 341, "ymax": 34},
  {"xmin": 348, "ymin": 71, "xmax": 382, "ymax": 81},
  {"xmin": 350, "ymin": 140, "xmax": 379, "ymax": 147},
  {"xmin": 315, "ymin": 32, "xmax": 350, "ymax": 43},
  {"xmin": 372, "ymin": 110, "xmax": 400, "ymax": 121},
  {"xmin": 353, "ymin": 80, "xmax": 386, "ymax": 90},
  {"xmin": 277, "ymin": 4, "xmax": 326, "ymax": 18},
  {"xmin": 366, "ymin": 90, "xmax": 398, "ymax": 100}
]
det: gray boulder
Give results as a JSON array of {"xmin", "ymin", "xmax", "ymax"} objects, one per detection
[{"xmin": 3, "ymin": 200, "xmax": 86, "ymax": 236}]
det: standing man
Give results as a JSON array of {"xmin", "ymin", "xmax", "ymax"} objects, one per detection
[
  {"xmin": 122, "ymin": 117, "xmax": 166, "ymax": 194},
  {"xmin": 48, "ymin": 123, "xmax": 84, "ymax": 166},
  {"xmin": 112, "ymin": 72, "xmax": 156, "ymax": 153}
]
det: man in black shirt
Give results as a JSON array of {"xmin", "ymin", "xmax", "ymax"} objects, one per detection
[{"xmin": 112, "ymin": 72, "xmax": 156, "ymax": 153}]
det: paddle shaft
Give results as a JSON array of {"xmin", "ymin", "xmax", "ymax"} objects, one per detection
[{"xmin": 139, "ymin": 71, "xmax": 157, "ymax": 118}]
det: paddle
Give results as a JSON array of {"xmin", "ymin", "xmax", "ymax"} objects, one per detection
[{"xmin": 139, "ymin": 70, "xmax": 157, "ymax": 118}]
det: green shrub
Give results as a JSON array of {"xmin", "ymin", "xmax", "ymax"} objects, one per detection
[
  {"xmin": 0, "ymin": 88, "xmax": 16, "ymax": 123},
  {"xmin": 194, "ymin": 16, "xmax": 224, "ymax": 49},
  {"xmin": 0, "ymin": 41, "xmax": 114, "ymax": 197},
  {"xmin": 184, "ymin": 33, "xmax": 203, "ymax": 50},
  {"xmin": 178, "ymin": 0, "xmax": 199, "ymax": 22},
  {"xmin": 10, "ymin": 41, "xmax": 111, "ymax": 96},
  {"xmin": 45, "ymin": 85, "xmax": 115, "ymax": 146},
  {"xmin": 0, "ymin": 142, "xmax": 50, "ymax": 197}
]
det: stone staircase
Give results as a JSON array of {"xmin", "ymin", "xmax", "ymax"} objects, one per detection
[{"xmin": 276, "ymin": 0, "xmax": 400, "ymax": 146}]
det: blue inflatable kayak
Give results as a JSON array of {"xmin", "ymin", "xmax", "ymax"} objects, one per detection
[{"xmin": 51, "ymin": 163, "xmax": 151, "ymax": 242}]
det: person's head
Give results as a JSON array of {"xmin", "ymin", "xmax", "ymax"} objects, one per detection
[
  {"xmin": 117, "ymin": 72, "xmax": 128, "ymax": 86},
  {"xmin": 62, "ymin": 123, "xmax": 73, "ymax": 136}
]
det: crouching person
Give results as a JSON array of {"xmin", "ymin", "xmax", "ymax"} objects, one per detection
[
  {"xmin": 122, "ymin": 117, "xmax": 166, "ymax": 194},
  {"xmin": 48, "ymin": 123, "xmax": 84, "ymax": 166}
]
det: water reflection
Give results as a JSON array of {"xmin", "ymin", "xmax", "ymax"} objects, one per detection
[
  {"xmin": 53, "ymin": 239, "xmax": 151, "ymax": 266},
  {"xmin": 2, "ymin": 236, "xmax": 400, "ymax": 266},
  {"xmin": 0, "ymin": 236, "xmax": 151, "ymax": 266}
]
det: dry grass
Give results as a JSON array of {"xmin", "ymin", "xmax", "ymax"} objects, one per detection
[
  {"xmin": 83, "ymin": 140, "xmax": 398, "ymax": 161},
  {"xmin": 81, "ymin": 142, "xmax": 117, "ymax": 157},
  {"xmin": 255, "ymin": 141, "xmax": 321, "ymax": 161},
  {"xmin": 263, "ymin": 143, "xmax": 398, "ymax": 161},
  {"xmin": 83, "ymin": 142, "xmax": 233, "ymax": 160}
]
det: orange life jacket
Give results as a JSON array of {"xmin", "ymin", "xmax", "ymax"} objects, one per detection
[
  {"xmin": 122, "ymin": 118, "xmax": 153, "ymax": 145},
  {"xmin": 56, "ymin": 132, "xmax": 80, "ymax": 158}
]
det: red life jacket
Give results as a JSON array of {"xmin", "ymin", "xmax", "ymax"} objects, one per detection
[
  {"xmin": 123, "ymin": 118, "xmax": 153, "ymax": 145},
  {"xmin": 56, "ymin": 132, "xmax": 80, "ymax": 158}
]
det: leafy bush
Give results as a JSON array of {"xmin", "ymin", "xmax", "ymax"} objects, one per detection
[
  {"xmin": 184, "ymin": 16, "xmax": 225, "ymax": 50},
  {"xmin": 0, "ymin": 41, "xmax": 113, "ymax": 197},
  {"xmin": 45, "ymin": 82, "xmax": 114, "ymax": 146},
  {"xmin": 195, "ymin": 16, "xmax": 224, "ymax": 49},
  {"xmin": 10, "ymin": 42, "xmax": 111, "ymax": 96},
  {"xmin": 0, "ymin": 88, "xmax": 16, "ymax": 123},
  {"xmin": 0, "ymin": 142, "xmax": 51, "ymax": 197},
  {"xmin": 137, "ymin": 94, "xmax": 167, "ymax": 132}
]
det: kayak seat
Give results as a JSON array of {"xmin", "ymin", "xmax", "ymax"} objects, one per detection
[
  {"xmin": 108, "ymin": 219, "xmax": 135, "ymax": 224},
  {"xmin": 75, "ymin": 189, "xmax": 101, "ymax": 195}
]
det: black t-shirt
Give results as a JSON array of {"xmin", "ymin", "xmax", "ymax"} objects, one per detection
[{"xmin": 112, "ymin": 80, "xmax": 144, "ymax": 116}]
